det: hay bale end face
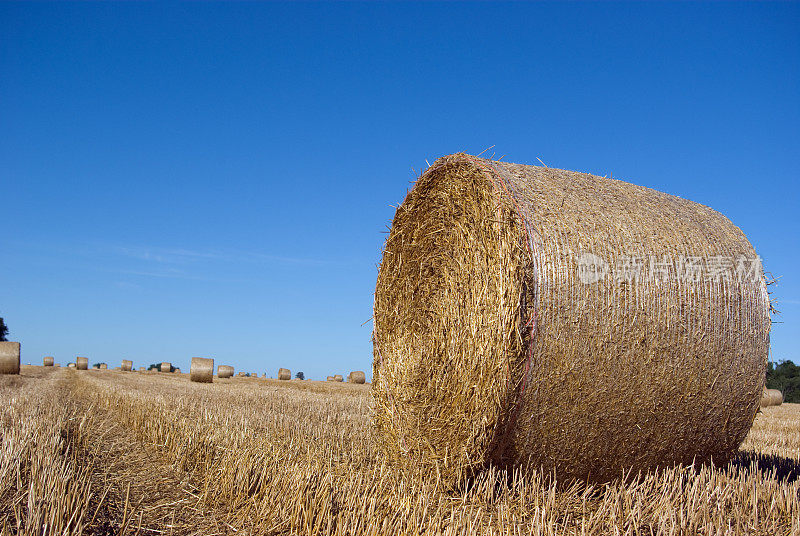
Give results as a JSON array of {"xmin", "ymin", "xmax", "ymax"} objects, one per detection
[
  {"xmin": 217, "ymin": 365, "xmax": 234, "ymax": 378},
  {"xmin": 237, "ymin": 371, "xmax": 246, "ymax": 377},
  {"xmin": 99, "ymin": 363, "xmax": 107, "ymax": 370},
  {"xmin": 121, "ymin": 359, "xmax": 133, "ymax": 372},
  {"xmin": 76, "ymin": 357, "xmax": 89, "ymax": 370},
  {"xmin": 768, "ymin": 389, "xmax": 783, "ymax": 406},
  {"xmin": 348, "ymin": 371, "xmax": 366, "ymax": 384},
  {"xmin": 333, "ymin": 374, "xmax": 343, "ymax": 382},
  {"xmin": 160, "ymin": 362, "xmax": 171, "ymax": 373},
  {"xmin": 0, "ymin": 342, "xmax": 21, "ymax": 375},
  {"xmin": 278, "ymin": 368, "xmax": 291, "ymax": 380},
  {"xmin": 190, "ymin": 357, "xmax": 214, "ymax": 383},
  {"xmin": 373, "ymin": 153, "xmax": 772, "ymax": 484},
  {"xmin": 43, "ymin": 356, "xmax": 54, "ymax": 367}
]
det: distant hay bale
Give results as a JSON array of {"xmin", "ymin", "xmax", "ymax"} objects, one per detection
[
  {"xmin": 54, "ymin": 363, "xmax": 60, "ymax": 367},
  {"xmin": 190, "ymin": 357, "xmax": 214, "ymax": 383},
  {"xmin": 238, "ymin": 371, "xmax": 246, "ymax": 377},
  {"xmin": 121, "ymin": 359, "xmax": 133, "ymax": 372},
  {"xmin": 760, "ymin": 389, "xmax": 772, "ymax": 407},
  {"xmin": 373, "ymin": 153, "xmax": 772, "ymax": 484},
  {"xmin": 251, "ymin": 373, "xmax": 258, "ymax": 378},
  {"xmin": 138, "ymin": 367, "xmax": 145, "ymax": 372},
  {"xmin": 218, "ymin": 365, "xmax": 234, "ymax": 378},
  {"xmin": 768, "ymin": 389, "xmax": 783, "ymax": 406},
  {"xmin": 348, "ymin": 371, "xmax": 366, "ymax": 384},
  {"xmin": 76, "ymin": 357, "xmax": 88, "ymax": 370},
  {"xmin": 68, "ymin": 362, "xmax": 76, "ymax": 368},
  {"xmin": 43, "ymin": 356, "xmax": 54, "ymax": 367},
  {"xmin": 333, "ymin": 374, "xmax": 343, "ymax": 382},
  {"xmin": 278, "ymin": 368, "xmax": 291, "ymax": 380},
  {"xmin": 160, "ymin": 362, "xmax": 171, "ymax": 373},
  {"xmin": 327, "ymin": 376, "xmax": 334, "ymax": 381},
  {"xmin": 113, "ymin": 366, "xmax": 121, "ymax": 371},
  {"xmin": 99, "ymin": 363, "xmax": 107, "ymax": 370},
  {"xmin": 0, "ymin": 342, "xmax": 21, "ymax": 375}
]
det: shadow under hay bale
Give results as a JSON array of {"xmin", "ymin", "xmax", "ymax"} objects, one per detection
[
  {"xmin": 373, "ymin": 153, "xmax": 772, "ymax": 485},
  {"xmin": 729, "ymin": 451, "xmax": 800, "ymax": 483},
  {"xmin": 0, "ymin": 342, "xmax": 20, "ymax": 375},
  {"xmin": 76, "ymin": 357, "xmax": 88, "ymax": 370},
  {"xmin": 190, "ymin": 357, "xmax": 214, "ymax": 383},
  {"xmin": 43, "ymin": 356, "xmax": 54, "ymax": 367},
  {"xmin": 348, "ymin": 371, "xmax": 366, "ymax": 384},
  {"xmin": 278, "ymin": 368, "xmax": 291, "ymax": 380},
  {"xmin": 217, "ymin": 365, "xmax": 234, "ymax": 378}
]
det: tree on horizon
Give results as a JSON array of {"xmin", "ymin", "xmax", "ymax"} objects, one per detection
[{"xmin": 0, "ymin": 318, "xmax": 8, "ymax": 342}]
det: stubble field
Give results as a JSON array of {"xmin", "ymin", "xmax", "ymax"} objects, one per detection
[{"xmin": 1, "ymin": 366, "xmax": 798, "ymax": 535}]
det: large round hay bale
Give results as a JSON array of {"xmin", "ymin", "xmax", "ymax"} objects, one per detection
[
  {"xmin": 0, "ymin": 342, "xmax": 21, "ymax": 375},
  {"xmin": 121, "ymin": 359, "xmax": 133, "ymax": 372},
  {"xmin": 333, "ymin": 374, "xmax": 343, "ymax": 382},
  {"xmin": 348, "ymin": 371, "xmax": 366, "ymax": 384},
  {"xmin": 326, "ymin": 376, "xmax": 334, "ymax": 381},
  {"xmin": 373, "ymin": 153, "xmax": 772, "ymax": 484},
  {"xmin": 160, "ymin": 362, "xmax": 171, "ymax": 373},
  {"xmin": 278, "ymin": 368, "xmax": 291, "ymax": 380},
  {"xmin": 190, "ymin": 357, "xmax": 214, "ymax": 383},
  {"xmin": 76, "ymin": 357, "xmax": 88, "ymax": 370},
  {"xmin": 99, "ymin": 363, "xmax": 107, "ymax": 370},
  {"xmin": 218, "ymin": 365, "xmax": 234, "ymax": 378},
  {"xmin": 760, "ymin": 389, "xmax": 773, "ymax": 407},
  {"xmin": 43, "ymin": 356, "xmax": 54, "ymax": 367},
  {"xmin": 767, "ymin": 389, "xmax": 783, "ymax": 406}
]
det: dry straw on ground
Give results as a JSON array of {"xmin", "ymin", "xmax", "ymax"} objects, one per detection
[
  {"xmin": 160, "ymin": 362, "xmax": 171, "ymax": 373},
  {"xmin": 0, "ymin": 342, "xmax": 20, "ymax": 375},
  {"xmin": 121, "ymin": 359, "xmax": 133, "ymax": 372},
  {"xmin": 190, "ymin": 357, "xmax": 214, "ymax": 383},
  {"xmin": 348, "ymin": 371, "xmax": 366, "ymax": 384},
  {"xmin": 218, "ymin": 365, "xmax": 234, "ymax": 378},
  {"xmin": 76, "ymin": 356, "xmax": 88, "ymax": 370},
  {"xmin": 278, "ymin": 368, "xmax": 291, "ymax": 380},
  {"xmin": 43, "ymin": 356, "xmax": 54, "ymax": 367},
  {"xmin": 373, "ymin": 153, "xmax": 772, "ymax": 485}
]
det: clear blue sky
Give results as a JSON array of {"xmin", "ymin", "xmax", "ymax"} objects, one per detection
[{"xmin": 1, "ymin": 2, "xmax": 798, "ymax": 379}]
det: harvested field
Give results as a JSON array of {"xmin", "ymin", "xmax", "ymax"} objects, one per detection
[{"xmin": 0, "ymin": 365, "xmax": 797, "ymax": 535}]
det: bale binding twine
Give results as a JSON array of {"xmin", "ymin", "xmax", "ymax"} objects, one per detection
[{"xmin": 372, "ymin": 153, "xmax": 772, "ymax": 484}]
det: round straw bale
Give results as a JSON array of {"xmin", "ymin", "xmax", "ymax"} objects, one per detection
[
  {"xmin": 333, "ymin": 374, "xmax": 343, "ymax": 382},
  {"xmin": 327, "ymin": 376, "xmax": 334, "ymax": 381},
  {"xmin": 76, "ymin": 357, "xmax": 88, "ymax": 370},
  {"xmin": 278, "ymin": 368, "xmax": 291, "ymax": 380},
  {"xmin": 373, "ymin": 153, "xmax": 772, "ymax": 484},
  {"xmin": 0, "ymin": 342, "xmax": 21, "ymax": 375},
  {"xmin": 760, "ymin": 389, "xmax": 773, "ymax": 407},
  {"xmin": 113, "ymin": 366, "xmax": 121, "ymax": 371},
  {"xmin": 190, "ymin": 357, "xmax": 214, "ymax": 383},
  {"xmin": 767, "ymin": 389, "xmax": 783, "ymax": 406},
  {"xmin": 138, "ymin": 366, "xmax": 145, "ymax": 372},
  {"xmin": 99, "ymin": 363, "xmax": 107, "ymax": 370},
  {"xmin": 218, "ymin": 365, "xmax": 234, "ymax": 378},
  {"xmin": 121, "ymin": 359, "xmax": 133, "ymax": 371},
  {"xmin": 160, "ymin": 362, "xmax": 171, "ymax": 373},
  {"xmin": 237, "ymin": 371, "xmax": 246, "ymax": 377},
  {"xmin": 68, "ymin": 362, "xmax": 76, "ymax": 368},
  {"xmin": 348, "ymin": 371, "xmax": 366, "ymax": 384},
  {"xmin": 43, "ymin": 356, "xmax": 54, "ymax": 367}
]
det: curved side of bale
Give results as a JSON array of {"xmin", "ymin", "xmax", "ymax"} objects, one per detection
[
  {"xmin": 190, "ymin": 357, "xmax": 214, "ymax": 383},
  {"xmin": 76, "ymin": 357, "xmax": 88, "ymax": 370},
  {"xmin": 43, "ymin": 356, "xmax": 54, "ymax": 367},
  {"xmin": 278, "ymin": 368, "xmax": 291, "ymax": 380},
  {"xmin": 0, "ymin": 342, "xmax": 21, "ymax": 375},
  {"xmin": 121, "ymin": 359, "xmax": 133, "ymax": 371},
  {"xmin": 760, "ymin": 389, "xmax": 773, "ymax": 407},
  {"xmin": 160, "ymin": 362, "xmax": 171, "ymax": 373},
  {"xmin": 333, "ymin": 374, "xmax": 343, "ymax": 382},
  {"xmin": 218, "ymin": 365, "xmax": 234, "ymax": 378},
  {"xmin": 348, "ymin": 371, "xmax": 366, "ymax": 384},
  {"xmin": 373, "ymin": 153, "xmax": 772, "ymax": 484}
]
